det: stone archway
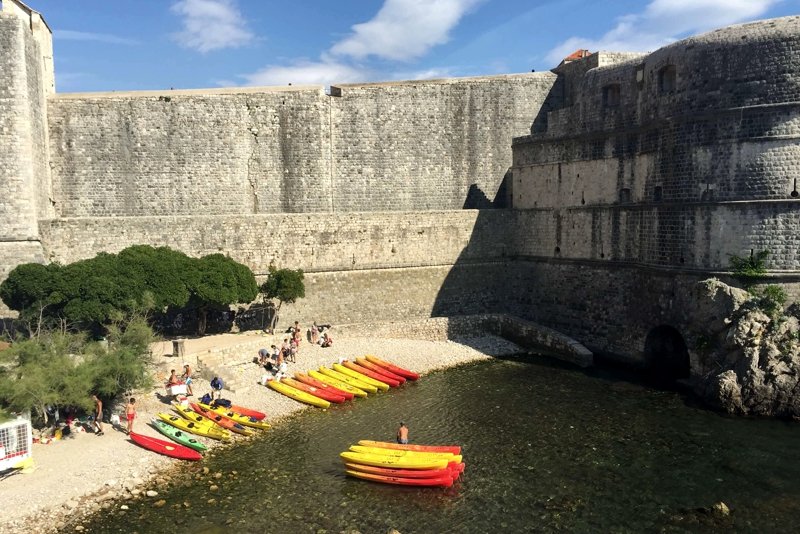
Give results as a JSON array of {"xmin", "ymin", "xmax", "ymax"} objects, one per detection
[{"xmin": 643, "ymin": 325, "xmax": 690, "ymax": 382}]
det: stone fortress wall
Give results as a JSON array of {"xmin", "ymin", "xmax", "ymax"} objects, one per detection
[{"xmin": 2, "ymin": 0, "xmax": 799, "ymax": 374}]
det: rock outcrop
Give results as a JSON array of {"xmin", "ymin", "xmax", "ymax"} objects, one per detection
[{"xmin": 690, "ymin": 279, "xmax": 800, "ymax": 418}]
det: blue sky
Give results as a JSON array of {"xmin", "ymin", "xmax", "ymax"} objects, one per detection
[{"xmin": 20, "ymin": 0, "xmax": 799, "ymax": 93}]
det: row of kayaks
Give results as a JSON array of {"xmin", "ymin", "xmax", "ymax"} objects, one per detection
[
  {"xmin": 266, "ymin": 355, "xmax": 420, "ymax": 408},
  {"xmin": 340, "ymin": 440, "xmax": 465, "ymax": 488},
  {"xmin": 131, "ymin": 401, "xmax": 270, "ymax": 460}
]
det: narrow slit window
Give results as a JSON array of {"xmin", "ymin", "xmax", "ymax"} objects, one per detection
[
  {"xmin": 602, "ymin": 84, "xmax": 621, "ymax": 107},
  {"xmin": 658, "ymin": 65, "xmax": 676, "ymax": 94}
]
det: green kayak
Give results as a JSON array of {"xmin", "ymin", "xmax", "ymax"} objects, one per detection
[{"xmin": 151, "ymin": 419, "xmax": 208, "ymax": 453}]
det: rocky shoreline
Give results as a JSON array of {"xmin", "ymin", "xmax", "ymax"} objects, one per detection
[{"xmin": 0, "ymin": 333, "xmax": 524, "ymax": 534}]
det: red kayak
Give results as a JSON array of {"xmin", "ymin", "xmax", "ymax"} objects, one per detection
[
  {"xmin": 229, "ymin": 404, "xmax": 267, "ymax": 420},
  {"xmin": 342, "ymin": 360, "xmax": 401, "ymax": 387},
  {"xmin": 129, "ymin": 432, "xmax": 202, "ymax": 461},
  {"xmin": 345, "ymin": 462, "xmax": 463, "ymax": 479},
  {"xmin": 346, "ymin": 469, "xmax": 453, "ymax": 487},
  {"xmin": 355, "ymin": 357, "xmax": 406, "ymax": 384},
  {"xmin": 281, "ymin": 378, "xmax": 347, "ymax": 403},
  {"xmin": 357, "ymin": 439, "xmax": 462, "ymax": 455},
  {"xmin": 364, "ymin": 355, "xmax": 420, "ymax": 381},
  {"xmin": 294, "ymin": 372, "xmax": 355, "ymax": 400}
]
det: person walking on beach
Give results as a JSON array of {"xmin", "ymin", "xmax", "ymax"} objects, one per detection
[
  {"xmin": 92, "ymin": 395, "xmax": 104, "ymax": 436},
  {"xmin": 397, "ymin": 422, "xmax": 409, "ymax": 444},
  {"xmin": 125, "ymin": 398, "xmax": 136, "ymax": 435}
]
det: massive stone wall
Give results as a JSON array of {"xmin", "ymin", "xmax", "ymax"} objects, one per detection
[
  {"xmin": 47, "ymin": 73, "xmax": 557, "ymax": 218},
  {"xmin": 513, "ymin": 17, "xmax": 800, "ymax": 274}
]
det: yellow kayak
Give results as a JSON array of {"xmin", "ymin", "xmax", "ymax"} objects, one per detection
[
  {"xmin": 332, "ymin": 363, "xmax": 390, "ymax": 391},
  {"xmin": 340, "ymin": 451, "xmax": 449, "ymax": 470},
  {"xmin": 198, "ymin": 403, "xmax": 271, "ymax": 430},
  {"xmin": 318, "ymin": 367, "xmax": 378, "ymax": 394},
  {"xmin": 308, "ymin": 370, "xmax": 369, "ymax": 398},
  {"xmin": 173, "ymin": 403, "xmax": 227, "ymax": 430},
  {"xmin": 349, "ymin": 445, "xmax": 462, "ymax": 463},
  {"xmin": 157, "ymin": 412, "xmax": 230, "ymax": 441},
  {"xmin": 267, "ymin": 379, "xmax": 331, "ymax": 408}
]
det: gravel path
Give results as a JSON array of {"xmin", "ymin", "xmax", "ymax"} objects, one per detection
[{"xmin": 0, "ymin": 334, "xmax": 522, "ymax": 533}]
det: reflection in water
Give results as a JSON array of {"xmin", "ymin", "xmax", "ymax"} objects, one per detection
[{"xmin": 88, "ymin": 357, "xmax": 800, "ymax": 533}]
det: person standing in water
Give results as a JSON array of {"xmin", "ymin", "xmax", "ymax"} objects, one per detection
[{"xmin": 396, "ymin": 422, "xmax": 409, "ymax": 444}]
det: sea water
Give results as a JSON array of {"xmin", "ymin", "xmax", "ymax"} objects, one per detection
[{"xmin": 86, "ymin": 357, "xmax": 800, "ymax": 533}]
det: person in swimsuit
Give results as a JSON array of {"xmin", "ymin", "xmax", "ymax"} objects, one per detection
[
  {"xmin": 182, "ymin": 364, "xmax": 193, "ymax": 396},
  {"xmin": 92, "ymin": 395, "xmax": 104, "ymax": 436},
  {"xmin": 397, "ymin": 422, "xmax": 409, "ymax": 444},
  {"xmin": 125, "ymin": 398, "xmax": 136, "ymax": 435}
]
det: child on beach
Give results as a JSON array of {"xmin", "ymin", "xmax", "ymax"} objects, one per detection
[
  {"xmin": 125, "ymin": 398, "xmax": 136, "ymax": 434},
  {"xmin": 182, "ymin": 364, "xmax": 194, "ymax": 396}
]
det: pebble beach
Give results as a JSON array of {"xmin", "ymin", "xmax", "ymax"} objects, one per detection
[{"xmin": 0, "ymin": 332, "xmax": 523, "ymax": 534}]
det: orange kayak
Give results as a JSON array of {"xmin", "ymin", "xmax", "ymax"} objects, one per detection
[
  {"xmin": 294, "ymin": 372, "xmax": 355, "ymax": 401},
  {"xmin": 364, "ymin": 355, "xmax": 420, "ymax": 380},
  {"xmin": 345, "ymin": 462, "xmax": 463, "ymax": 479},
  {"xmin": 281, "ymin": 378, "xmax": 347, "ymax": 404},
  {"xmin": 189, "ymin": 403, "xmax": 252, "ymax": 435},
  {"xmin": 346, "ymin": 469, "xmax": 453, "ymax": 487},
  {"xmin": 342, "ymin": 360, "xmax": 401, "ymax": 387},
  {"xmin": 355, "ymin": 357, "xmax": 406, "ymax": 383}
]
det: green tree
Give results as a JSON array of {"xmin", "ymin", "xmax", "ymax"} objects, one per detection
[
  {"xmin": 260, "ymin": 265, "xmax": 305, "ymax": 333},
  {"xmin": 188, "ymin": 254, "xmax": 258, "ymax": 335}
]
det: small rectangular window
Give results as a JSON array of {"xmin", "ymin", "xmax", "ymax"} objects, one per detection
[
  {"xmin": 619, "ymin": 188, "xmax": 632, "ymax": 203},
  {"xmin": 658, "ymin": 65, "xmax": 676, "ymax": 94},
  {"xmin": 654, "ymin": 186, "xmax": 663, "ymax": 202},
  {"xmin": 602, "ymin": 84, "xmax": 621, "ymax": 107}
]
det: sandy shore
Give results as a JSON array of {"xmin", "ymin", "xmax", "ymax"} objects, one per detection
[{"xmin": 0, "ymin": 332, "xmax": 522, "ymax": 533}]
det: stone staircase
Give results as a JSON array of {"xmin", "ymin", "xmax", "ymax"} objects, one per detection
[{"xmin": 191, "ymin": 338, "xmax": 267, "ymax": 394}]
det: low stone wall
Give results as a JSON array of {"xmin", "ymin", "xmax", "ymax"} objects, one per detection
[{"xmin": 334, "ymin": 314, "xmax": 593, "ymax": 367}]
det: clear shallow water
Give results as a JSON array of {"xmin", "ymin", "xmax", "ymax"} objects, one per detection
[{"xmin": 87, "ymin": 357, "xmax": 800, "ymax": 533}]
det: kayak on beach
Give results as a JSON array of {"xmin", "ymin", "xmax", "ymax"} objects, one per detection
[
  {"xmin": 189, "ymin": 403, "xmax": 254, "ymax": 436},
  {"xmin": 354, "ymin": 357, "xmax": 407, "ymax": 383},
  {"xmin": 357, "ymin": 439, "xmax": 461, "ymax": 455},
  {"xmin": 281, "ymin": 377, "xmax": 347, "ymax": 404},
  {"xmin": 228, "ymin": 404, "xmax": 267, "ymax": 421},
  {"xmin": 332, "ymin": 363, "xmax": 390, "ymax": 391},
  {"xmin": 308, "ymin": 370, "xmax": 368, "ymax": 398},
  {"xmin": 294, "ymin": 372, "xmax": 355, "ymax": 400},
  {"xmin": 318, "ymin": 367, "xmax": 378, "ymax": 394},
  {"xmin": 157, "ymin": 412, "xmax": 230, "ymax": 441},
  {"xmin": 342, "ymin": 360, "xmax": 402, "ymax": 387},
  {"xmin": 364, "ymin": 355, "xmax": 420, "ymax": 380},
  {"xmin": 267, "ymin": 378, "xmax": 331, "ymax": 409},
  {"xmin": 151, "ymin": 419, "xmax": 208, "ymax": 452},
  {"xmin": 129, "ymin": 432, "xmax": 203, "ymax": 461},
  {"xmin": 197, "ymin": 403, "xmax": 271, "ymax": 430}
]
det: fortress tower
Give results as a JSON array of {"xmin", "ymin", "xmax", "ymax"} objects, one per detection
[{"xmin": 0, "ymin": 0, "xmax": 54, "ymax": 281}]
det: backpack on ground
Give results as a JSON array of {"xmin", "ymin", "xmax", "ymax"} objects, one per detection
[
  {"xmin": 200, "ymin": 393, "xmax": 213, "ymax": 404},
  {"xmin": 214, "ymin": 398, "xmax": 232, "ymax": 409}
]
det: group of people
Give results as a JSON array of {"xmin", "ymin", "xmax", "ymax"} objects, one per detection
[
  {"xmin": 91, "ymin": 395, "xmax": 136, "ymax": 436},
  {"xmin": 257, "ymin": 321, "xmax": 334, "ymax": 378},
  {"xmin": 166, "ymin": 364, "xmax": 194, "ymax": 396}
]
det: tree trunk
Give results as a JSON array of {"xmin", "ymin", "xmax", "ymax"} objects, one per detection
[
  {"xmin": 198, "ymin": 307, "xmax": 208, "ymax": 336},
  {"xmin": 269, "ymin": 301, "xmax": 283, "ymax": 334}
]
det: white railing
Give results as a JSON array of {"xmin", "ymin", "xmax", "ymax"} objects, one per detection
[{"xmin": 0, "ymin": 418, "xmax": 32, "ymax": 471}]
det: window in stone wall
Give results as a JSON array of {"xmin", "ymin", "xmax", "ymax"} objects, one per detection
[
  {"xmin": 658, "ymin": 65, "xmax": 676, "ymax": 94},
  {"xmin": 653, "ymin": 186, "xmax": 663, "ymax": 202},
  {"xmin": 602, "ymin": 84, "xmax": 621, "ymax": 107},
  {"xmin": 619, "ymin": 188, "xmax": 632, "ymax": 203}
]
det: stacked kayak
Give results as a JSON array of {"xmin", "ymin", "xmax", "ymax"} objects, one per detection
[
  {"xmin": 157, "ymin": 412, "xmax": 230, "ymax": 441},
  {"xmin": 189, "ymin": 403, "xmax": 255, "ymax": 436},
  {"xmin": 197, "ymin": 403, "xmax": 271, "ymax": 430},
  {"xmin": 340, "ymin": 440, "xmax": 464, "ymax": 487}
]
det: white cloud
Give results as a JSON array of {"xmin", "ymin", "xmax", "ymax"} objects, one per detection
[
  {"xmin": 546, "ymin": 0, "xmax": 780, "ymax": 64},
  {"xmin": 241, "ymin": 59, "xmax": 369, "ymax": 87},
  {"xmin": 55, "ymin": 30, "xmax": 138, "ymax": 45},
  {"xmin": 171, "ymin": 0, "xmax": 254, "ymax": 53},
  {"xmin": 331, "ymin": 0, "xmax": 483, "ymax": 61}
]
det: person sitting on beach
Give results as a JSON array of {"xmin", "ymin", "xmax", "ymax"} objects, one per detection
[
  {"xmin": 320, "ymin": 332, "xmax": 333, "ymax": 348},
  {"xmin": 397, "ymin": 422, "xmax": 409, "ymax": 444},
  {"xmin": 182, "ymin": 364, "xmax": 194, "ymax": 396},
  {"xmin": 167, "ymin": 369, "xmax": 181, "ymax": 387}
]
